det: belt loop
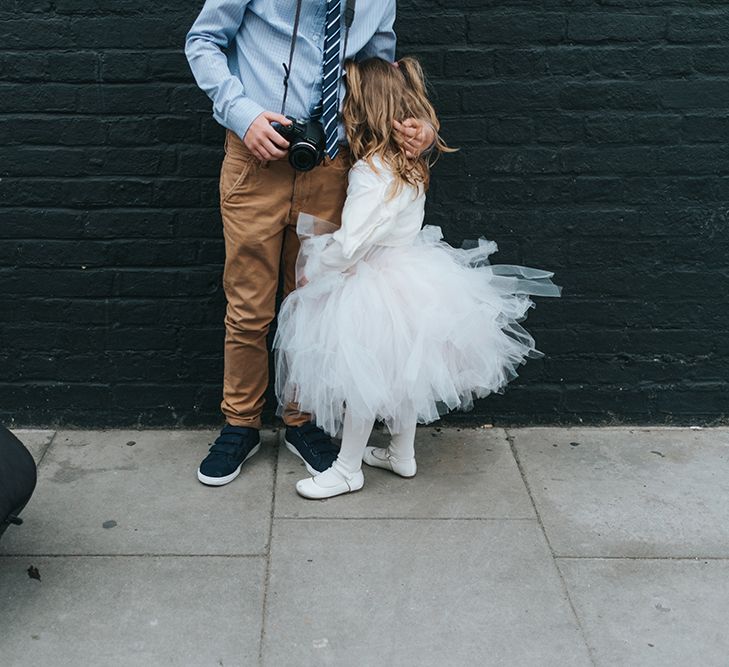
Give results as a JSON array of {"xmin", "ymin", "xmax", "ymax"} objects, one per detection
[{"xmin": 224, "ymin": 130, "xmax": 229, "ymax": 153}]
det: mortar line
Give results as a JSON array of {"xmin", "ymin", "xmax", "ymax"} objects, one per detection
[
  {"xmin": 258, "ymin": 434, "xmax": 280, "ymax": 666},
  {"xmin": 504, "ymin": 427, "xmax": 598, "ymax": 666}
]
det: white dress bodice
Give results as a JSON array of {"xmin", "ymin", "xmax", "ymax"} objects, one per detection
[{"xmin": 313, "ymin": 156, "xmax": 426, "ymax": 273}]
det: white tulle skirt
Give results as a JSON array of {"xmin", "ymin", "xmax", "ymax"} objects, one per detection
[{"xmin": 273, "ymin": 224, "xmax": 561, "ymax": 436}]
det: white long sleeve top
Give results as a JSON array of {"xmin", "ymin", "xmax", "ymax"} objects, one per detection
[{"xmin": 301, "ymin": 157, "xmax": 426, "ymax": 279}]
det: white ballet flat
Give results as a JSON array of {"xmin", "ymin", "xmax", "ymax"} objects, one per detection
[
  {"xmin": 295, "ymin": 463, "xmax": 364, "ymax": 499},
  {"xmin": 362, "ymin": 446, "xmax": 417, "ymax": 478}
]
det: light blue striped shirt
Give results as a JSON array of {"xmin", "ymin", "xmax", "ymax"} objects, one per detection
[{"xmin": 184, "ymin": 0, "xmax": 396, "ymax": 143}]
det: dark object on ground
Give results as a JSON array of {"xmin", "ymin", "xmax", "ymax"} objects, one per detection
[{"xmin": 0, "ymin": 425, "xmax": 37, "ymax": 539}]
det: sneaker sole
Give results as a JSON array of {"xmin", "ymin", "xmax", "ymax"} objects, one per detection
[
  {"xmin": 283, "ymin": 436, "xmax": 319, "ymax": 476},
  {"xmin": 196, "ymin": 443, "xmax": 261, "ymax": 487}
]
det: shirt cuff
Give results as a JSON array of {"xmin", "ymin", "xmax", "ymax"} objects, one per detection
[{"xmin": 220, "ymin": 96, "xmax": 267, "ymax": 141}]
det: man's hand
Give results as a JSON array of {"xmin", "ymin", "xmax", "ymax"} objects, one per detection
[
  {"xmin": 244, "ymin": 111, "xmax": 291, "ymax": 161},
  {"xmin": 393, "ymin": 118, "xmax": 436, "ymax": 158}
]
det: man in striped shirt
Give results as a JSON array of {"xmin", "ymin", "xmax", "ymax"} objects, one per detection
[{"xmin": 185, "ymin": 0, "xmax": 435, "ymax": 487}]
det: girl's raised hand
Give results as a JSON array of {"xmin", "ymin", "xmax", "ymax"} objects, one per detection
[{"xmin": 393, "ymin": 118, "xmax": 436, "ymax": 158}]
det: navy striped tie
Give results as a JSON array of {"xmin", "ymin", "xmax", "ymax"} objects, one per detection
[{"xmin": 320, "ymin": 0, "xmax": 342, "ymax": 160}]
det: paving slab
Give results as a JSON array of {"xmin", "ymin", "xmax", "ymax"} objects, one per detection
[
  {"xmin": 0, "ymin": 429, "xmax": 276, "ymax": 556},
  {"xmin": 262, "ymin": 519, "xmax": 591, "ymax": 667},
  {"xmin": 511, "ymin": 427, "xmax": 729, "ymax": 557},
  {"xmin": 558, "ymin": 557, "xmax": 729, "ymax": 667},
  {"xmin": 10, "ymin": 429, "xmax": 56, "ymax": 465},
  {"xmin": 275, "ymin": 427, "xmax": 535, "ymax": 519},
  {"xmin": 0, "ymin": 555, "xmax": 265, "ymax": 667}
]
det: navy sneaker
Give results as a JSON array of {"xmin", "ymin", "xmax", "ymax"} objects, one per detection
[
  {"xmin": 197, "ymin": 424, "xmax": 261, "ymax": 486},
  {"xmin": 284, "ymin": 422, "xmax": 340, "ymax": 474}
]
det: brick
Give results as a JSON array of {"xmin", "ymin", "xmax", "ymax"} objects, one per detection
[
  {"xmin": 657, "ymin": 80, "xmax": 729, "ymax": 109},
  {"xmin": 1, "ymin": 19, "xmax": 71, "ymax": 48},
  {"xmin": 568, "ymin": 14, "xmax": 665, "ymax": 42},
  {"xmin": 692, "ymin": 46, "xmax": 729, "ymax": 73},
  {"xmin": 682, "ymin": 115, "xmax": 729, "ymax": 142},
  {"xmin": 535, "ymin": 114, "xmax": 583, "ymax": 144},
  {"xmin": 667, "ymin": 12, "xmax": 729, "ymax": 43},
  {"xmin": 0, "ymin": 179, "xmax": 154, "ymax": 207},
  {"xmin": 67, "ymin": 17, "xmax": 188, "ymax": 49},
  {"xmin": 490, "ymin": 47, "xmax": 545, "ymax": 78},
  {"xmin": 443, "ymin": 49, "xmax": 494, "ymax": 78},
  {"xmin": 0, "ymin": 117, "xmax": 107, "ymax": 145},
  {"xmin": 1, "ymin": 146, "xmax": 174, "ymax": 177},
  {"xmin": 559, "ymin": 82, "xmax": 660, "ymax": 110},
  {"xmin": 468, "ymin": 13, "xmax": 565, "ymax": 45},
  {"xmin": 399, "ymin": 15, "xmax": 466, "ymax": 46},
  {"xmin": 0, "ymin": 83, "xmax": 78, "ymax": 112},
  {"xmin": 0, "ymin": 209, "xmax": 86, "ymax": 239},
  {"xmin": 463, "ymin": 82, "xmax": 560, "ymax": 112},
  {"xmin": 487, "ymin": 118, "xmax": 533, "ymax": 144},
  {"xmin": 589, "ymin": 47, "xmax": 692, "ymax": 77},
  {"xmin": 54, "ymin": 0, "xmax": 187, "ymax": 13}
]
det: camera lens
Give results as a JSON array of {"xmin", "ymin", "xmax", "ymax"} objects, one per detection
[{"xmin": 289, "ymin": 143, "xmax": 318, "ymax": 172}]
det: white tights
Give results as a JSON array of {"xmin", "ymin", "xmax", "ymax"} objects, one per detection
[{"xmin": 334, "ymin": 410, "xmax": 417, "ymax": 474}]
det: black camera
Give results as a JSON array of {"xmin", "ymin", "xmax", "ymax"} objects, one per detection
[{"xmin": 271, "ymin": 116, "xmax": 326, "ymax": 172}]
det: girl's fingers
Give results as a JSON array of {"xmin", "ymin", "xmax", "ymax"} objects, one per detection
[
  {"xmin": 393, "ymin": 119, "xmax": 418, "ymax": 138},
  {"xmin": 394, "ymin": 118, "xmax": 427, "ymax": 156},
  {"xmin": 402, "ymin": 118, "xmax": 422, "ymax": 132}
]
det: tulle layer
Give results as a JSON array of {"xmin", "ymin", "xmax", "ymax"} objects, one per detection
[{"xmin": 273, "ymin": 225, "xmax": 561, "ymax": 436}]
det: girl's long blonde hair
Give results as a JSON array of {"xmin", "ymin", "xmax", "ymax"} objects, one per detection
[{"xmin": 342, "ymin": 56, "xmax": 455, "ymax": 196}]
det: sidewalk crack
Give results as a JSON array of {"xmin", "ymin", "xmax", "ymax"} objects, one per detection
[
  {"xmin": 258, "ymin": 431, "xmax": 280, "ymax": 666},
  {"xmin": 505, "ymin": 426, "xmax": 597, "ymax": 666}
]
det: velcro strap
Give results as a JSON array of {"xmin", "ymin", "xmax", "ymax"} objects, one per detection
[{"xmin": 209, "ymin": 441, "xmax": 243, "ymax": 456}]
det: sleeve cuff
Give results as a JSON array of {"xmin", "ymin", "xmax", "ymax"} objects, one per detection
[{"xmin": 218, "ymin": 96, "xmax": 266, "ymax": 141}]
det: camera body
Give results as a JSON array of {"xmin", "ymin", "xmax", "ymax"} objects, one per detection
[{"xmin": 272, "ymin": 116, "xmax": 326, "ymax": 172}]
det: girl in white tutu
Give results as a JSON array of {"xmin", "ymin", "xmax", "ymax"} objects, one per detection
[{"xmin": 273, "ymin": 57, "xmax": 561, "ymax": 499}]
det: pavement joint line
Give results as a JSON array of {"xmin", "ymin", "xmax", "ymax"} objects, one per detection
[
  {"xmin": 258, "ymin": 435, "xmax": 280, "ymax": 666},
  {"xmin": 504, "ymin": 426, "xmax": 598, "ymax": 666},
  {"xmin": 555, "ymin": 555, "xmax": 729, "ymax": 561},
  {"xmin": 272, "ymin": 516, "xmax": 539, "ymax": 521},
  {"xmin": 0, "ymin": 553, "xmax": 267, "ymax": 558},
  {"xmin": 36, "ymin": 429, "xmax": 58, "ymax": 468}
]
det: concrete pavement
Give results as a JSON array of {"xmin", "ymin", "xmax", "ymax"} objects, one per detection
[{"xmin": 1, "ymin": 426, "xmax": 727, "ymax": 666}]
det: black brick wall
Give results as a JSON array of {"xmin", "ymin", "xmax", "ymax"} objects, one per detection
[{"xmin": 1, "ymin": 1, "xmax": 728, "ymax": 427}]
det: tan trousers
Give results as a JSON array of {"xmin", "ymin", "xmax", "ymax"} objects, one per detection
[{"xmin": 219, "ymin": 129, "xmax": 350, "ymax": 429}]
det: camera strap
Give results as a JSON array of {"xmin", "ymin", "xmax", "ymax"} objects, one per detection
[
  {"xmin": 342, "ymin": 0, "xmax": 356, "ymax": 67},
  {"xmin": 280, "ymin": 0, "xmax": 357, "ymax": 116},
  {"xmin": 280, "ymin": 0, "xmax": 304, "ymax": 115}
]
